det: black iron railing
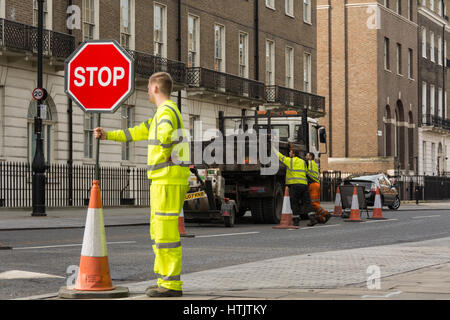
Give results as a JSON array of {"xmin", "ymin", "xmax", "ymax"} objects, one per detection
[
  {"xmin": 0, "ymin": 18, "xmax": 75, "ymax": 59},
  {"xmin": 127, "ymin": 50, "xmax": 186, "ymax": 84},
  {"xmin": 187, "ymin": 67, "xmax": 266, "ymax": 101},
  {"xmin": 266, "ymin": 85, "xmax": 326, "ymax": 115},
  {"xmin": 421, "ymin": 114, "xmax": 450, "ymax": 130},
  {"xmin": 0, "ymin": 162, "xmax": 150, "ymax": 208}
]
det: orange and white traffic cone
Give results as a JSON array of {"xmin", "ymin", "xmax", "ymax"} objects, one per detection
[
  {"xmin": 179, "ymin": 208, "xmax": 195, "ymax": 238},
  {"xmin": 345, "ymin": 186, "xmax": 363, "ymax": 222},
  {"xmin": 58, "ymin": 180, "xmax": 129, "ymax": 299},
  {"xmin": 333, "ymin": 186, "xmax": 343, "ymax": 217},
  {"xmin": 273, "ymin": 187, "xmax": 299, "ymax": 230},
  {"xmin": 369, "ymin": 187, "xmax": 386, "ymax": 220}
]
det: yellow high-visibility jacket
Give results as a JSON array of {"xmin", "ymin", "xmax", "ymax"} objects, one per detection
[
  {"xmin": 277, "ymin": 152, "xmax": 308, "ymax": 185},
  {"xmin": 107, "ymin": 100, "xmax": 190, "ymax": 185},
  {"xmin": 307, "ymin": 160, "xmax": 320, "ymax": 184}
]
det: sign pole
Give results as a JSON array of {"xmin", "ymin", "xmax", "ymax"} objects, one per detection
[{"xmin": 95, "ymin": 113, "xmax": 101, "ymax": 182}]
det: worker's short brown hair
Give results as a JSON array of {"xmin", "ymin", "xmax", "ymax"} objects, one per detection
[{"xmin": 149, "ymin": 72, "xmax": 173, "ymax": 96}]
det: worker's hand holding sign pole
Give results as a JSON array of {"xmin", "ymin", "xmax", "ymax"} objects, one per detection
[{"xmin": 59, "ymin": 40, "xmax": 134, "ymax": 299}]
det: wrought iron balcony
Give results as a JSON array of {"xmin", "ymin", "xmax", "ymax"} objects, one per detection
[
  {"xmin": 127, "ymin": 50, "xmax": 186, "ymax": 84},
  {"xmin": 186, "ymin": 67, "xmax": 266, "ymax": 104},
  {"xmin": 421, "ymin": 114, "xmax": 450, "ymax": 131},
  {"xmin": 265, "ymin": 85, "xmax": 326, "ymax": 117},
  {"xmin": 0, "ymin": 18, "xmax": 75, "ymax": 60}
]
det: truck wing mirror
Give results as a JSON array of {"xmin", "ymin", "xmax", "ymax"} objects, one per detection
[{"xmin": 319, "ymin": 127, "xmax": 327, "ymax": 144}]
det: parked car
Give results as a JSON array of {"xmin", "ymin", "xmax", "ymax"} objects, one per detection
[{"xmin": 341, "ymin": 173, "xmax": 401, "ymax": 210}]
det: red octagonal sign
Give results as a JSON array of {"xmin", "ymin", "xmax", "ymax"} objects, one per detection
[{"xmin": 65, "ymin": 40, "xmax": 134, "ymax": 113}]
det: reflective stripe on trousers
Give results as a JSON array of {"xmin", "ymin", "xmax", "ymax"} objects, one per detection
[{"xmin": 150, "ymin": 184, "xmax": 189, "ymax": 291}]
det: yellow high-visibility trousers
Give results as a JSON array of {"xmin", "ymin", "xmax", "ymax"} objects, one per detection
[{"xmin": 150, "ymin": 184, "xmax": 189, "ymax": 291}]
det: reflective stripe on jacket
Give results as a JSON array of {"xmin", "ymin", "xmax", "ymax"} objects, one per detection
[
  {"xmin": 147, "ymin": 100, "xmax": 190, "ymax": 185},
  {"xmin": 277, "ymin": 152, "xmax": 308, "ymax": 185},
  {"xmin": 107, "ymin": 119, "xmax": 152, "ymax": 143},
  {"xmin": 307, "ymin": 160, "xmax": 320, "ymax": 184}
]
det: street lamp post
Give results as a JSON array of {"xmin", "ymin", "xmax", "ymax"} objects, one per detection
[{"xmin": 31, "ymin": 0, "xmax": 47, "ymax": 216}]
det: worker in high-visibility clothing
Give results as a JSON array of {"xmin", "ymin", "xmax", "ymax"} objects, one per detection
[
  {"xmin": 272, "ymin": 145, "xmax": 314, "ymax": 226},
  {"xmin": 306, "ymin": 152, "xmax": 330, "ymax": 226},
  {"xmin": 94, "ymin": 72, "xmax": 190, "ymax": 297}
]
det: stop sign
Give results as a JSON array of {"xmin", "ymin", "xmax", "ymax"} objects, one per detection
[{"xmin": 65, "ymin": 40, "xmax": 134, "ymax": 113}]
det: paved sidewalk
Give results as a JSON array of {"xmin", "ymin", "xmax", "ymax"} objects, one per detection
[
  {"xmin": 38, "ymin": 236, "xmax": 450, "ymax": 300},
  {"xmin": 1, "ymin": 201, "xmax": 449, "ymax": 231}
]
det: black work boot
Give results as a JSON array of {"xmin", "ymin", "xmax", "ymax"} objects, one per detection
[
  {"xmin": 307, "ymin": 212, "xmax": 319, "ymax": 227},
  {"xmin": 145, "ymin": 285, "xmax": 159, "ymax": 295},
  {"xmin": 146, "ymin": 286, "xmax": 183, "ymax": 298}
]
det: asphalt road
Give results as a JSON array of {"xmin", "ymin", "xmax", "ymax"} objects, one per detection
[{"xmin": 0, "ymin": 208, "xmax": 449, "ymax": 299}]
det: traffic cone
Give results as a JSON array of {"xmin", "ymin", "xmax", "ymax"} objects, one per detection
[
  {"xmin": 368, "ymin": 187, "xmax": 386, "ymax": 220},
  {"xmin": 179, "ymin": 208, "xmax": 195, "ymax": 238},
  {"xmin": 344, "ymin": 186, "xmax": 363, "ymax": 222},
  {"xmin": 58, "ymin": 180, "xmax": 129, "ymax": 299},
  {"xmin": 273, "ymin": 187, "xmax": 299, "ymax": 229},
  {"xmin": 333, "ymin": 186, "xmax": 343, "ymax": 217}
]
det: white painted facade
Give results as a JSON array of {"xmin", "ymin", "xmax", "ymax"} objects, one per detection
[{"xmin": 418, "ymin": 129, "xmax": 450, "ymax": 175}]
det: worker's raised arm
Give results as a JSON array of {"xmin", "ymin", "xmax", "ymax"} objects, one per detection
[
  {"xmin": 271, "ymin": 142, "xmax": 291, "ymax": 168},
  {"xmin": 104, "ymin": 118, "xmax": 152, "ymax": 143}
]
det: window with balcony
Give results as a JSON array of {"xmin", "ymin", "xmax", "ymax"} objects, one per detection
[
  {"xmin": 304, "ymin": 52, "xmax": 312, "ymax": 93},
  {"xmin": 303, "ymin": 0, "xmax": 311, "ymax": 24},
  {"xmin": 285, "ymin": 46, "xmax": 294, "ymax": 88},
  {"xmin": 239, "ymin": 32, "xmax": 248, "ymax": 78},
  {"xmin": 430, "ymin": 84, "xmax": 435, "ymax": 115},
  {"xmin": 120, "ymin": 0, "xmax": 132, "ymax": 49},
  {"xmin": 121, "ymin": 106, "xmax": 134, "ymax": 161},
  {"xmin": 438, "ymin": 87, "xmax": 443, "ymax": 118},
  {"xmin": 430, "ymin": 31, "xmax": 435, "ymax": 62},
  {"xmin": 83, "ymin": 0, "xmax": 95, "ymax": 40},
  {"xmin": 33, "ymin": 0, "xmax": 48, "ymax": 29},
  {"xmin": 154, "ymin": 3, "xmax": 167, "ymax": 57},
  {"xmin": 265, "ymin": 40, "xmax": 275, "ymax": 85},
  {"xmin": 422, "ymin": 27, "xmax": 427, "ymax": 58},
  {"xmin": 188, "ymin": 15, "xmax": 200, "ymax": 68},
  {"xmin": 422, "ymin": 81, "xmax": 427, "ymax": 117},
  {"xmin": 286, "ymin": 0, "xmax": 294, "ymax": 16},
  {"xmin": 384, "ymin": 37, "xmax": 391, "ymax": 70},
  {"xmin": 214, "ymin": 24, "xmax": 225, "ymax": 72}
]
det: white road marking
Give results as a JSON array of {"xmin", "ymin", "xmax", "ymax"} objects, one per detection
[
  {"xmin": 300, "ymin": 224, "xmax": 341, "ymax": 230},
  {"xmin": 361, "ymin": 291, "xmax": 402, "ymax": 299},
  {"xmin": 411, "ymin": 215, "xmax": 441, "ymax": 219},
  {"xmin": 12, "ymin": 241, "xmax": 136, "ymax": 250},
  {"xmin": 362, "ymin": 219, "xmax": 398, "ymax": 224},
  {"xmin": 0, "ymin": 270, "xmax": 64, "ymax": 280},
  {"xmin": 195, "ymin": 232, "xmax": 260, "ymax": 238}
]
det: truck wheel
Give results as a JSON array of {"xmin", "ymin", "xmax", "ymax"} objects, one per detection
[
  {"xmin": 262, "ymin": 184, "xmax": 283, "ymax": 224},
  {"xmin": 224, "ymin": 206, "xmax": 235, "ymax": 227},
  {"xmin": 249, "ymin": 199, "xmax": 265, "ymax": 224}
]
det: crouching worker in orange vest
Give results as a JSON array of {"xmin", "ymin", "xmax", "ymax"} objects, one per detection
[{"xmin": 305, "ymin": 152, "xmax": 330, "ymax": 226}]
